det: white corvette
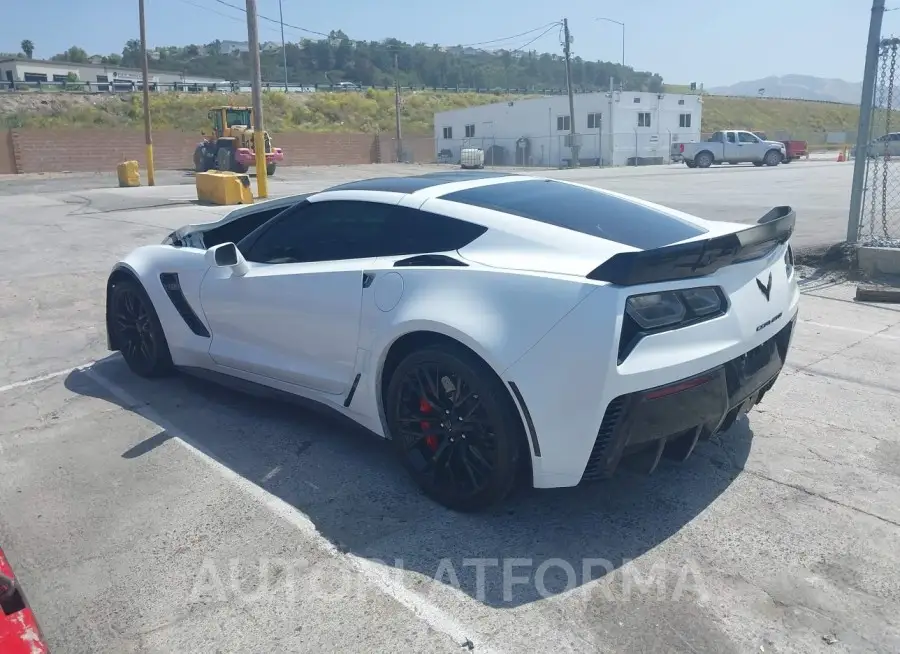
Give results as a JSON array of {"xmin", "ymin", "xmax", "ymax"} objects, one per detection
[{"xmin": 105, "ymin": 171, "xmax": 799, "ymax": 511}]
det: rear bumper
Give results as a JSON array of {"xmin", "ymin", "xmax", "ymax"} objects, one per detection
[{"xmin": 581, "ymin": 315, "xmax": 795, "ymax": 480}]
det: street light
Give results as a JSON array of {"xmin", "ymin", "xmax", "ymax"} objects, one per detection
[{"xmin": 595, "ymin": 17, "xmax": 625, "ymax": 67}]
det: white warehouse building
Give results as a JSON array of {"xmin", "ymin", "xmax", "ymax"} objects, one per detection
[{"xmin": 433, "ymin": 91, "xmax": 703, "ymax": 168}]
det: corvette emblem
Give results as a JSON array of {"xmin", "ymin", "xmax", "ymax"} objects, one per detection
[{"xmin": 756, "ymin": 272, "xmax": 773, "ymax": 301}]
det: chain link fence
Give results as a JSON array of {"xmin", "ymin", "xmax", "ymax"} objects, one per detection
[{"xmin": 859, "ymin": 37, "xmax": 900, "ymax": 245}]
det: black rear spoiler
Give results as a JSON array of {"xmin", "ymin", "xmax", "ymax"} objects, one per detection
[{"xmin": 586, "ymin": 206, "xmax": 795, "ymax": 286}]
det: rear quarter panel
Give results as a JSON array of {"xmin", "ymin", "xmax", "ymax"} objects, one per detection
[{"xmin": 351, "ymin": 265, "xmax": 597, "ymax": 440}]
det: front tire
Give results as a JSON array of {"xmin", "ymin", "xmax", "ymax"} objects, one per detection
[
  {"xmin": 266, "ymin": 162, "xmax": 277, "ymax": 176},
  {"xmin": 193, "ymin": 146, "xmax": 209, "ymax": 173},
  {"xmin": 385, "ymin": 344, "xmax": 523, "ymax": 512},
  {"xmin": 764, "ymin": 149, "xmax": 781, "ymax": 166},
  {"xmin": 109, "ymin": 279, "xmax": 174, "ymax": 378},
  {"xmin": 216, "ymin": 147, "xmax": 232, "ymax": 173}
]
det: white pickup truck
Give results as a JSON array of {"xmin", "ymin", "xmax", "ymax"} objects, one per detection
[{"xmin": 679, "ymin": 130, "xmax": 786, "ymax": 168}]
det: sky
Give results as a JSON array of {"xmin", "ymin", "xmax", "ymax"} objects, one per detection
[{"xmin": 2, "ymin": 0, "xmax": 898, "ymax": 87}]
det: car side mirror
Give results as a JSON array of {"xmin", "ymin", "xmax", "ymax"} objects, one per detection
[{"xmin": 206, "ymin": 242, "xmax": 249, "ymax": 277}]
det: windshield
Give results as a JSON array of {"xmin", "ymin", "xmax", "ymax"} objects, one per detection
[{"xmin": 225, "ymin": 108, "xmax": 251, "ymax": 127}]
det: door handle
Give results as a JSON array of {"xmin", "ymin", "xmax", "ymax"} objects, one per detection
[{"xmin": 362, "ymin": 272, "xmax": 375, "ymax": 288}]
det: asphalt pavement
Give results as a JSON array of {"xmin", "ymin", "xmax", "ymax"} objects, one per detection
[{"xmin": 1, "ymin": 161, "xmax": 899, "ymax": 653}]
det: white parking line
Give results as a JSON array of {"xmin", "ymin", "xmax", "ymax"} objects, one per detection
[
  {"xmin": 81, "ymin": 366, "xmax": 503, "ymax": 654},
  {"xmin": 799, "ymin": 319, "xmax": 900, "ymax": 340},
  {"xmin": 0, "ymin": 362, "xmax": 96, "ymax": 394}
]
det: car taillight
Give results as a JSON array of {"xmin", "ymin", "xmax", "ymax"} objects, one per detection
[{"xmin": 679, "ymin": 144, "xmax": 684, "ymax": 152}]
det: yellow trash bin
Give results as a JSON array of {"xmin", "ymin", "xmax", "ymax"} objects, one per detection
[{"xmin": 116, "ymin": 160, "xmax": 141, "ymax": 187}]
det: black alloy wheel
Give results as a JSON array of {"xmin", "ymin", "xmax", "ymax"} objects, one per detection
[
  {"xmin": 386, "ymin": 346, "xmax": 522, "ymax": 512},
  {"xmin": 111, "ymin": 280, "xmax": 173, "ymax": 377}
]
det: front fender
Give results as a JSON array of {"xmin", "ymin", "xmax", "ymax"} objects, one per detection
[{"xmin": 105, "ymin": 245, "xmax": 213, "ymax": 366}]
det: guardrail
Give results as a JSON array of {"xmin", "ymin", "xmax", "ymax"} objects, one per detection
[
  {"xmin": 1, "ymin": 80, "xmax": 574, "ymax": 95},
  {"xmin": 0, "ymin": 80, "xmax": 861, "ymax": 106}
]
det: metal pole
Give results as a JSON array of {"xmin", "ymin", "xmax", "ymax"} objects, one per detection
[
  {"xmin": 278, "ymin": 0, "xmax": 288, "ymax": 92},
  {"xmin": 609, "ymin": 75, "xmax": 615, "ymax": 167},
  {"xmin": 394, "ymin": 52, "xmax": 403, "ymax": 162},
  {"xmin": 138, "ymin": 0, "xmax": 155, "ymax": 186},
  {"xmin": 245, "ymin": 0, "xmax": 268, "ymax": 198},
  {"xmin": 563, "ymin": 18, "xmax": 579, "ymax": 167},
  {"xmin": 621, "ymin": 23, "xmax": 625, "ymax": 67},
  {"xmin": 848, "ymin": 0, "xmax": 886, "ymax": 242}
]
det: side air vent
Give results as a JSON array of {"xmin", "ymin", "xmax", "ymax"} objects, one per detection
[
  {"xmin": 393, "ymin": 254, "xmax": 468, "ymax": 267},
  {"xmin": 159, "ymin": 273, "xmax": 210, "ymax": 338}
]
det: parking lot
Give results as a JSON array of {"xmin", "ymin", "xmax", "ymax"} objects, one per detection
[{"xmin": 2, "ymin": 160, "xmax": 899, "ymax": 653}]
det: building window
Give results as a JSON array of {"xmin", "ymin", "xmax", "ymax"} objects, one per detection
[
  {"xmin": 442, "ymin": 126, "xmax": 453, "ymax": 139},
  {"xmin": 679, "ymin": 113, "xmax": 692, "ymax": 128},
  {"xmin": 465, "ymin": 124, "xmax": 475, "ymax": 138},
  {"xmin": 587, "ymin": 112, "xmax": 602, "ymax": 129},
  {"xmin": 556, "ymin": 115, "xmax": 571, "ymax": 131},
  {"xmin": 633, "ymin": 97, "xmax": 641, "ymax": 103},
  {"xmin": 637, "ymin": 112, "xmax": 651, "ymax": 128},
  {"xmin": 678, "ymin": 99, "xmax": 685, "ymax": 105}
]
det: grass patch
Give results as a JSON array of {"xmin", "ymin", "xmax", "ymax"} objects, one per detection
[{"xmin": 1, "ymin": 90, "xmax": 862, "ymax": 139}]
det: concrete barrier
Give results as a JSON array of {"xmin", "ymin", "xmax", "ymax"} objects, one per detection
[
  {"xmin": 858, "ymin": 246, "xmax": 900, "ymax": 276},
  {"xmin": 195, "ymin": 171, "xmax": 254, "ymax": 205}
]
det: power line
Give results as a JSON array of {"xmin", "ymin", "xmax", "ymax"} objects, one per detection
[
  {"xmin": 210, "ymin": 0, "xmax": 329, "ymax": 36},
  {"xmin": 459, "ymin": 22, "xmax": 562, "ymax": 48},
  {"xmin": 194, "ymin": 1, "xmax": 561, "ymax": 53},
  {"xmin": 506, "ymin": 23, "xmax": 561, "ymax": 53}
]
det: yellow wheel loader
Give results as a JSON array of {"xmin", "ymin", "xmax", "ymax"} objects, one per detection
[{"xmin": 193, "ymin": 106, "xmax": 284, "ymax": 176}]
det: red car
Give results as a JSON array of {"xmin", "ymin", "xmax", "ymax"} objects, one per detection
[{"xmin": 0, "ymin": 548, "xmax": 49, "ymax": 653}]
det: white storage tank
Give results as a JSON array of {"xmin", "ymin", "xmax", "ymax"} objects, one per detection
[{"xmin": 460, "ymin": 148, "xmax": 485, "ymax": 169}]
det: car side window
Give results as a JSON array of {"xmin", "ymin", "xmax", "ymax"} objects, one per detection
[
  {"xmin": 726, "ymin": 132, "xmax": 737, "ymax": 144},
  {"xmin": 738, "ymin": 132, "xmax": 759, "ymax": 143},
  {"xmin": 243, "ymin": 200, "xmax": 394, "ymax": 264},
  {"xmin": 242, "ymin": 200, "xmax": 487, "ymax": 264},
  {"xmin": 378, "ymin": 206, "xmax": 487, "ymax": 256}
]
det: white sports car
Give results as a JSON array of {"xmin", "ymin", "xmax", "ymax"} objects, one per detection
[{"xmin": 105, "ymin": 171, "xmax": 799, "ymax": 511}]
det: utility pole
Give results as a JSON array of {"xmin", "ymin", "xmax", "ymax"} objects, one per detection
[
  {"xmin": 563, "ymin": 18, "xmax": 579, "ymax": 167},
  {"xmin": 245, "ymin": 0, "xmax": 268, "ymax": 198},
  {"xmin": 138, "ymin": 0, "xmax": 155, "ymax": 186},
  {"xmin": 848, "ymin": 0, "xmax": 886, "ymax": 242},
  {"xmin": 394, "ymin": 52, "xmax": 403, "ymax": 163},
  {"xmin": 278, "ymin": 0, "xmax": 288, "ymax": 92}
]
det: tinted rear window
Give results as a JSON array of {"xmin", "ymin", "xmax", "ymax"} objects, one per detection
[{"xmin": 441, "ymin": 179, "xmax": 707, "ymax": 249}]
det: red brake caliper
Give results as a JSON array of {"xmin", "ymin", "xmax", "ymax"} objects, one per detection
[{"xmin": 419, "ymin": 397, "xmax": 438, "ymax": 451}]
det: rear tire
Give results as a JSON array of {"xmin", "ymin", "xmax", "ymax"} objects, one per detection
[
  {"xmin": 385, "ymin": 344, "xmax": 522, "ymax": 512},
  {"xmin": 685, "ymin": 160, "xmax": 697, "ymax": 168},
  {"xmin": 695, "ymin": 151, "xmax": 714, "ymax": 168},
  {"xmin": 266, "ymin": 162, "xmax": 277, "ymax": 176},
  {"xmin": 109, "ymin": 279, "xmax": 174, "ymax": 378}
]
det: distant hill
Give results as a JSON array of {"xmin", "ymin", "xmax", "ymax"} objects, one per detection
[{"xmin": 707, "ymin": 75, "xmax": 862, "ymax": 105}]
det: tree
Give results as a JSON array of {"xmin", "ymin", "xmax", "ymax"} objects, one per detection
[
  {"xmin": 20, "ymin": 40, "xmax": 34, "ymax": 59},
  {"xmin": 50, "ymin": 46, "xmax": 89, "ymax": 63},
  {"xmin": 39, "ymin": 34, "xmax": 666, "ymax": 91},
  {"xmin": 121, "ymin": 39, "xmax": 142, "ymax": 67}
]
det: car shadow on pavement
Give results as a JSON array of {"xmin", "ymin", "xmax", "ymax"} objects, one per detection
[{"xmin": 65, "ymin": 356, "xmax": 753, "ymax": 609}]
